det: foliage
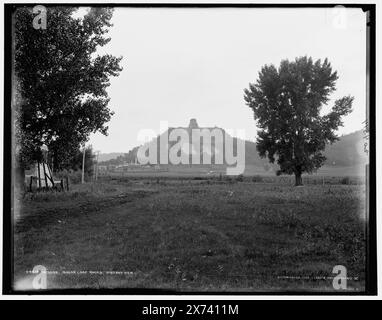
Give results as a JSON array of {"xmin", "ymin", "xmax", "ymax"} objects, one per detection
[
  {"xmin": 57, "ymin": 145, "xmax": 95, "ymax": 175},
  {"xmin": 14, "ymin": 6, "xmax": 123, "ymax": 168},
  {"xmin": 244, "ymin": 56, "xmax": 353, "ymax": 185}
]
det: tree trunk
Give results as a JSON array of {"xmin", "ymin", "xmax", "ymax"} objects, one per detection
[
  {"xmin": 295, "ymin": 171, "xmax": 303, "ymax": 186},
  {"xmin": 15, "ymin": 166, "xmax": 25, "ymax": 193}
]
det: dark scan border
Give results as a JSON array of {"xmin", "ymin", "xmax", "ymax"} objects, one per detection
[{"xmin": 2, "ymin": 2, "xmax": 377, "ymax": 295}]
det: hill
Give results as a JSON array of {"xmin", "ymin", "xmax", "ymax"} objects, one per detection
[
  {"xmin": 98, "ymin": 152, "xmax": 125, "ymax": 163},
  {"xmin": 323, "ymin": 130, "xmax": 368, "ymax": 166},
  {"xmin": 99, "ymin": 120, "xmax": 368, "ymax": 171}
]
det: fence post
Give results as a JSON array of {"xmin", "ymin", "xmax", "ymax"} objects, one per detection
[{"xmin": 81, "ymin": 144, "xmax": 86, "ymax": 184}]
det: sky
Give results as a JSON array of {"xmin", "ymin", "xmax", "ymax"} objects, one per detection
[{"xmin": 87, "ymin": 7, "xmax": 367, "ymax": 153}]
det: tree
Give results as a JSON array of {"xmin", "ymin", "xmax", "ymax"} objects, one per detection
[
  {"xmin": 244, "ymin": 56, "xmax": 353, "ymax": 186},
  {"xmin": 14, "ymin": 6, "xmax": 123, "ymax": 172},
  {"xmin": 57, "ymin": 145, "xmax": 95, "ymax": 175}
]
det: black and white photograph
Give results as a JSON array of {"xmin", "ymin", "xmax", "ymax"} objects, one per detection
[{"xmin": 1, "ymin": 2, "xmax": 377, "ymax": 296}]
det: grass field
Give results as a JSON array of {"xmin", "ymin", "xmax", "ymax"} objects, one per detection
[{"xmin": 13, "ymin": 175, "xmax": 366, "ymax": 292}]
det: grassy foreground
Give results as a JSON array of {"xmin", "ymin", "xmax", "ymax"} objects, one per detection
[{"xmin": 13, "ymin": 176, "xmax": 366, "ymax": 292}]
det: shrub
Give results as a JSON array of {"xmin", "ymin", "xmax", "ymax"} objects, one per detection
[
  {"xmin": 224, "ymin": 176, "xmax": 234, "ymax": 184},
  {"xmin": 252, "ymin": 175, "xmax": 264, "ymax": 183},
  {"xmin": 236, "ymin": 174, "xmax": 244, "ymax": 182}
]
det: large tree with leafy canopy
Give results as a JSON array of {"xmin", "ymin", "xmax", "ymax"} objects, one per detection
[
  {"xmin": 244, "ymin": 56, "xmax": 353, "ymax": 186},
  {"xmin": 14, "ymin": 6, "xmax": 122, "ymax": 172}
]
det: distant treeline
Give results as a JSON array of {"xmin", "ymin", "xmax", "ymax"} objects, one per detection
[{"xmin": 99, "ymin": 130, "xmax": 367, "ymax": 169}]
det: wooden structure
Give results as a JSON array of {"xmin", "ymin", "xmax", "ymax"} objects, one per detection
[
  {"xmin": 25, "ymin": 146, "xmax": 69, "ymax": 192},
  {"xmin": 26, "ymin": 161, "xmax": 69, "ymax": 192}
]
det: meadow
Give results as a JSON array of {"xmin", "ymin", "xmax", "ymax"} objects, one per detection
[{"xmin": 13, "ymin": 174, "xmax": 367, "ymax": 292}]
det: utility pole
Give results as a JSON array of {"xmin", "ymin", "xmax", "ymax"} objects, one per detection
[
  {"xmin": 94, "ymin": 150, "xmax": 100, "ymax": 181},
  {"xmin": 81, "ymin": 144, "xmax": 86, "ymax": 184}
]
